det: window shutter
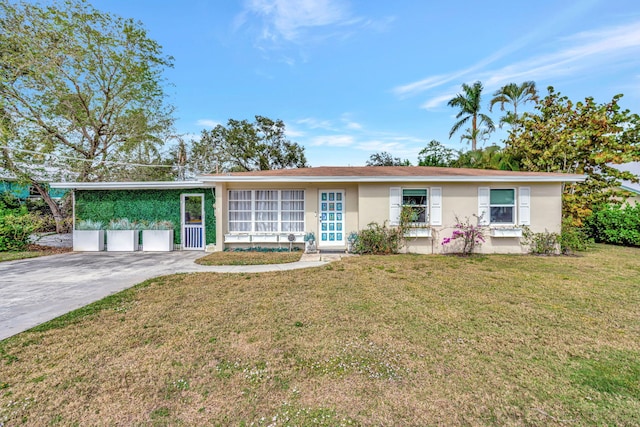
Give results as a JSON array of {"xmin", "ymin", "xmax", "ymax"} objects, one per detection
[
  {"xmin": 430, "ymin": 187, "xmax": 442, "ymax": 226},
  {"xmin": 519, "ymin": 187, "xmax": 531, "ymax": 225},
  {"xmin": 478, "ymin": 187, "xmax": 490, "ymax": 225},
  {"xmin": 389, "ymin": 187, "xmax": 401, "ymax": 226}
]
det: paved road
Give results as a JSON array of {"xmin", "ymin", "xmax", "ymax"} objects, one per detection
[{"xmin": 0, "ymin": 252, "xmax": 328, "ymax": 341}]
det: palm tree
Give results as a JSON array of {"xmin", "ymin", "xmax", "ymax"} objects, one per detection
[
  {"xmin": 459, "ymin": 119, "xmax": 493, "ymax": 148},
  {"xmin": 451, "ymin": 145, "xmax": 520, "ymax": 171},
  {"xmin": 489, "ymin": 81, "xmax": 538, "ymax": 128},
  {"xmin": 448, "ymin": 81, "xmax": 495, "ymax": 151}
]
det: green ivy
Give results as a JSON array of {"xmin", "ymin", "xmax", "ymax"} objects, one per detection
[{"xmin": 75, "ymin": 189, "xmax": 216, "ymax": 244}]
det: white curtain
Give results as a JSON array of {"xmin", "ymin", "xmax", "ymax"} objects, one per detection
[
  {"xmin": 255, "ymin": 190, "xmax": 278, "ymax": 232},
  {"xmin": 229, "ymin": 190, "xmax": 252, "ymax": 231},
  {"xmin": 229, "ymin": 190, "xmax": 305, "ymax": 233},
  {"xmin": 281, "ymin": 190, "xmax": 304, "ymax": 232}
]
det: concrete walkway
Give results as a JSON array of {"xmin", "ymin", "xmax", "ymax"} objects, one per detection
[{"xmin": 0, "ymin": 251, "xmax": 331, "ymax": 341}]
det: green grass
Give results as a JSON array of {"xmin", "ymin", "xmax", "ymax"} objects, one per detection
[
  {"xmin": 1, "ymin": 244, "xmax": 639, "ymax": 426},
  {"xmin": 0, "ymin": 250, "xmax": 46, "ymax": 262},
  {"xmin": 0, "ymin": 246, "xmax": 70, "ymax": 263},
  {"xmin": 195, "ymin": 250, "xmax": 302, "ymax": 265}
]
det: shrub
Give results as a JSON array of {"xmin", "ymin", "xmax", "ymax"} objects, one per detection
[
  {"xmin": 585, "ymin": 203, "xmax": 640, "ymax": 247},
  {"xmin": 1, "ymin": 192, "xmax": 22, "ymax": 210},
  {"xmin": 521, "ymin": 227, "xmax": 559, "ymax": 255},
  {"xmin": 352, "ymin": 222, "xmax": 403, "ymax": 255},
  {"xmin": 0, "ymin": 203, "xmax": 43, "ymax": 251},
  {"xmin": 559, "ymin": 218, "xmax": 590, "ymax": 254},
  {"xmin": 441, "ymin": 215, "xmax": 486, "ymax": 256}
]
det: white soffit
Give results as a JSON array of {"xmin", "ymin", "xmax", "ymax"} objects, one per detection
[{"xmin": 49, "ymin": 181, "xmax": 209, "ymax": 190}]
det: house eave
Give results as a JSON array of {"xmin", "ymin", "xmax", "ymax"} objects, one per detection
[
  {"xmin": 621, "ymin": 184, "xmax": 640, "ymax": 195},
  {"xmin": 49, "ymin": 181, "xmax": 209, "ymax": 190},
  {"xmin": 197, "ymin": 175, "xmax": 585, "ymax": 184}
]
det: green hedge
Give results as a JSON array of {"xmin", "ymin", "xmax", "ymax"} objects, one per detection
[
  {"xmin": 585, "ymin": 202, "xmax": 640, "ymax": 247},
  {"xmin": 75, "ymin": 189, "xmax": 216, "ymax": 245}
]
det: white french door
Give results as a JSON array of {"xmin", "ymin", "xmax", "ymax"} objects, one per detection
[
  {"xmin": 181, "ymin": 193, "xmax": 205, "ymax": 250},
  {"xmin": 318, "ymin": 190, "xmax": 345, "ymax": 248}
]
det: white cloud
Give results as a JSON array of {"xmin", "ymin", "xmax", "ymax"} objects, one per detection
[
  {"xmin": 395, "ymin": 18, "xmax": 640, "ymax": 109},
  {"xmin": 195, "ymin": 119, "xmax": 221, "ymax": 128},
  {"xmin": 393, "ymin": 75, "xmax": 451, "ymax": 98},
  {"xmin": 420, "ymin": 93, "xmax": 456, "ymax": 110},
  {"xmin": 339, "ymin": 112, "xmax": 363, "ymax": 130},
  {"xmin": 238, "ymin": 0, "xmax": 392, "ymax": 51},
  {"xmin": 483, "ymin": 21, "xmax": 640, "ymax": 88},
  {"xmin": 309, "ymin": 134, "xmax": 355, "ymax": 147},
  {"xmin": 296, "ymin": 117, "xmax": 336, "ymax": 130},
  {"xmin": 355, "ymin": 139, "xmax": 402, "ymax": 152},
  {"xmin": 284, "ymin": 122, "xmax": 305, "ymax": 138},
  {"xmin": 241, "ymin": 0, "xmax": 351, "ymax": 42}
]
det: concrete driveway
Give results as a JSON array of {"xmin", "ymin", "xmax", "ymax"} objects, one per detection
[{"xmin": 0, "ymin": 251, "xmax": 327, "ymax": 341}]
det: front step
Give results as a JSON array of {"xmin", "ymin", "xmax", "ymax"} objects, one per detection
[{"xmin": 299, "ymin": 251, "xmax": 351, "ymax": 262}]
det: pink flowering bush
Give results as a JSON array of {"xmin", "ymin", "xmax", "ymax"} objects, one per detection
[{"xmin": 441, "ymin": 215, "xmax": 486, "ymax": 256}]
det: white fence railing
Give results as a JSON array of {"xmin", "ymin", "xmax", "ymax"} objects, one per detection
[{"xmin": 183, "ymin": 225, "xmax": 204, "ymax": 250}]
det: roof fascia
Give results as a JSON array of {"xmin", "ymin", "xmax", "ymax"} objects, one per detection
[
  {"xmin": 621, "ymin": 184, "xmax": 640, "ymax": 194},
  {"xmin": 49, "ymin": 181, "xmax": 209, "ymax": 190},
  {"xmin": 198, "ymin": 175, "xmax": 586, "ymax": 183}
]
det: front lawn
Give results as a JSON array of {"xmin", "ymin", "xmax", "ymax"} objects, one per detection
[
  {"xmin": 1, "ymin": 245, "xmax": 639, "ymax": 425},
  {"xmin": 195, "ymin": 250, "xmax": 302, "ymax": 266}
]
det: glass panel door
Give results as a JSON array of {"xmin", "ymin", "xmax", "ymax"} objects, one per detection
[
  {"xmin": 181, "ymin": 194, "xmax": 205, "ymax": 250},
  {"xmin": 318, "ymin": 190, "xmax": 345, "ymax": 248}
]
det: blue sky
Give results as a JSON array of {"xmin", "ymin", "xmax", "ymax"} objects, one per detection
[{"xmin": 92, "ymin": 0, "xmax": 640, "ymax": 167}]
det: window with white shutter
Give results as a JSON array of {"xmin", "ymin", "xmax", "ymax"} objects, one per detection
[
  {"xmin": 518, "ymin": 187, "xmax": 531, "ymax": 226},
  {"xmin": 389, "ymin": 187, "xmax": 401, "ymax": 225},
  {"xmin": 430, "ymin": 187, "xmax": 442, "ymax": 226},
  {"xmin": 478, "ymin": 187, "xmax": 490, "ymax": 225},
  {"xmin": 478, "ymin": 187, "xmax": 532, "ymax": 226}
]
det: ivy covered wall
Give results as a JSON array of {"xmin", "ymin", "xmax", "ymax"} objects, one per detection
[{"xmin": 75, "ymin": 189, "xmax": 216, "ymax": 245}]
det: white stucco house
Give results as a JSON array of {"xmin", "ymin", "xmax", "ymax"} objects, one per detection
[{"xmin": 52, "ymin": 166, "xmax": 585, "ymax": 254}]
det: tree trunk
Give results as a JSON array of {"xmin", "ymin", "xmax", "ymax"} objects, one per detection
[
  {"xmin": 31, "ymin": 181, "xmax": 66, "ymax": 233},
  {"xmin": 471, "ymin": 114, "xmax": 478, "ymax": 151}
]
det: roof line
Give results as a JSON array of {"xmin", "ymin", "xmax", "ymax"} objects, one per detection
[
  {"xmin": 198, "ymin": 175, "xmax": 585, "ymax": 183},
  {"xmin": 621, "ymin": 184, "xmax": 640, "ymax": 194},
  {"xmin": 50, "ymin": 181, "xmax": 207, "ymax": 190}
]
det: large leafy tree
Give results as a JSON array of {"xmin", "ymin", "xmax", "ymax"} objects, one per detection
[
  {"xmin": 188, "ymin": 116, "xmax": 307, "ymax": 174},
  {"xmin": 447, "ymin": 81, "xmax": 495, "ymax": 150},
  {"xmin": 417, "ymin": 140, "xmax": 455, "ymax": 167},
  {"xmin": 366, "ymin": 151, "xmax": 411, "ymax": 166},
  {"xmin": 506, "ymin": 87, "xmax": 640, "ymax": 225},
  {"xmin": 489, "ymin": 81, "xmax": 538, "ymax": 128},
  {"xmin": 0, "ymin": 0, "xmax": 175, "ymax": 230}
]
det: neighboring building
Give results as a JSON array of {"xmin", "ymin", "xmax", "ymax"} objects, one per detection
[
  {"xmin": 0, "ymin": 179, "xmax": 30, "ymax": 200},
  {"xmin": 52, "ymin": 166, "xmax": 585, "ymax": 254},
  {"xmin": 612, "ymin": 162, "xmax": 640, "ymax": 205},
  {"xmin": 621, "ymin": 184, "xmax": 640, "ymax": 205},
  {"xmin": 1, "ymin": 178, "xmax": 67, "ymax": 200}
]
